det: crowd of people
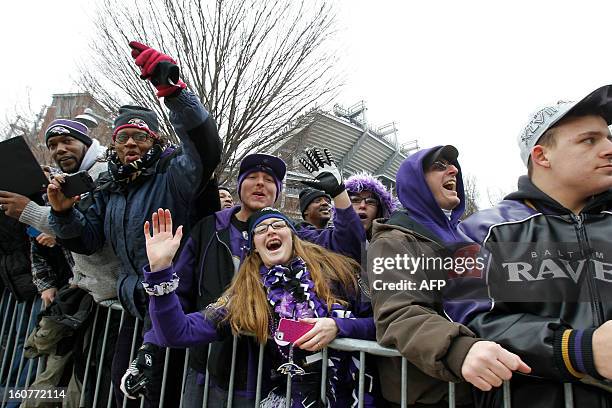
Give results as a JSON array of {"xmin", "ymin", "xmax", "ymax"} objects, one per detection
[{"xmin": 0, "ymin": 41, "xmax": 611, "ymax": 408}]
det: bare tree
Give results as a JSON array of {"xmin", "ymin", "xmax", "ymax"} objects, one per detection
[
  {"xmin": 0, "ymin": 94, "xmax": 50, "ymax": 164},
  {"xmin": 486, "ymin": 186, "xmax": 511, "ymax": 207},
  {"xmin": 462, "ymin": 174, "xmax": 479, "ymax": 220},
  {"xmin": 78, "ymin": 0, "xmax": 341, "ymax": 184}
]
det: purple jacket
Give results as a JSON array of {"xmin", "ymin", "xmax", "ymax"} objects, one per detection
[
  {"xmin": 144, "ymin": 266, "xmax": 374, "ymax": 347},
  {"xmin": 144, "ymin": 262, "xmax": 374, "ymax": 405},
  {"xmin": 144, "ymin": 204, "xmax": 367, "ymax": 344}
]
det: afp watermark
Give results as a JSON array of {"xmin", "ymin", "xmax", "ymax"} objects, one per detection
[
  {"xmin": 371, "ymin": 278, "xmax": 447, "ymax": 291},
  {"xmin": 369, "ymin": 253, "xmax": 486, "ymax": 292}
]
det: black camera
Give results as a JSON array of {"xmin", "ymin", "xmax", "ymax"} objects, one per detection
[{"xmin": 61, "ymin": 171, "xmax": 96, "ymax": 197}]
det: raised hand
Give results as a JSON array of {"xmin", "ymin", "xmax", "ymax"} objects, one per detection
[
  {"xmin": 299, "ymin": 147, "xmax": 345, "ymax": 198},
  {"xmin": 128, "ymin": 41, "xmax": 186, "ymax": 98},
  {"xmin": 144, "ymin": 208, "xmax": 183, "ymax": 272}
]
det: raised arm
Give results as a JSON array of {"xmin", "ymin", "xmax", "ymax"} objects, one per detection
[
  {"xmin": 142, "ymin": 208, "xmax": 220, "ymax": 347},
  {"xmin": 297, "ymin": 147, "xmax": 366, "ymax": 261},
  {"xmin": 127, "ymin": 40, "xmax": 222, "ymax": 199}
]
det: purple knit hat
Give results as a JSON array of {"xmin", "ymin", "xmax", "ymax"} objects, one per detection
[
  {"xmin": 237, "ymin": 153, "xmax": 286, "ymax": 202},
  {"xmin": 344, "ymin": 172, "xmax": 399, "ymax": 218},
  {"xmin": 45, "ymin": 119, "xmax": 92, "ymax": 147}
]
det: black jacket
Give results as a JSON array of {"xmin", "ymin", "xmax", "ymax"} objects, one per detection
[
  {"xmin": 188, "ymin": 211, "xmax": 238, "ymax": 376},
  {"xmin": 0, "ymin": 214, "xmax": 36, "ymax": 302},
  {"xmin": 457, "ymin": 176, "xmax": 612, "ymax": 408}
]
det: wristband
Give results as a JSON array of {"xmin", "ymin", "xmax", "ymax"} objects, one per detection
[{"xmin": 142, "ymin": 273, "xmax": 179, "ymax": 296}]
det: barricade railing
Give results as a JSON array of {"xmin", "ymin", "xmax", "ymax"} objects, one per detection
[
  {"xmin": 0, "ymin": 290, "xmax": 578, "ymax": 408},
  {"xmin": 0, "ymin": 289, "xmax": 42, "ymax": 407}
]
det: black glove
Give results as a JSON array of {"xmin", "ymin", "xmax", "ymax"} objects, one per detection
[
  {"xmin": 299, "ymin": 147, "xmax": 345, "ymax": 197},
  {"xmin": 120, "ymin": 342, "xmax": 159, "ymax": 399},
  {"xmin": 128, "ymin": 41, "xmax": 186, "ymax": 98}
]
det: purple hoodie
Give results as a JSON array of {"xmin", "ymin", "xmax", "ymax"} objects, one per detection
[
  {"xmin": 396, "ymin": 146, "xmax": 466, "ymax": 243},
  {"xmin": 395, "ymin": 146, "xmax": 487, "ymax": 326}
]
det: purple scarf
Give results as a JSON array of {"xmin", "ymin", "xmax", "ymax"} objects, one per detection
[{"xmin": 261, "ymin": 257, "xmax": 328, "ymax": 321}]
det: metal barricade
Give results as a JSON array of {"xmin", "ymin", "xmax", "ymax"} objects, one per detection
[
  {"xmin": 184, "ymin": 335, "xmax": 575, "ymax": 408},
  {"xmin": 0, "ymin": 294, "xmax": 579, "ymax": 408},
  {"xmin": 0, "ymin": 289, "xmax": 42, "ymax": 407}
]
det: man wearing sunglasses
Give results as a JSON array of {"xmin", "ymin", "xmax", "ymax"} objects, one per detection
[
  {"xmin": 367, "ymin": 145, "xmax": 529, "ymax": 407},
  {"xmin": 47, "ymin": 42, "xmax": 222, "ymax": 407}
]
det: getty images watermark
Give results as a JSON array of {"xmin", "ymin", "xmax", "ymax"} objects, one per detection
[{"xmin": 370, "ymin": 253, "xmax": 486, "ymax": 291}]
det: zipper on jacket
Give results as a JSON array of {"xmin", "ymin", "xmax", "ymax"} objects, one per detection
[
  {"xmin": 197, "ymin": 231, "xmax": 232, "ymax": 298},
  {"xmin": 216, "ymin": 231, "xmax": 236, "ymax": 272},
  {"xmin": 121, "ymin": 194, "xmax": 140, "ymax": 275},
  {"xmin": 216, "ymin": 232, "xmax": 233, "ymax": 258},
  {"xmin": 571, "ymin": 213, "xmax": 604, "ymax": 326}
]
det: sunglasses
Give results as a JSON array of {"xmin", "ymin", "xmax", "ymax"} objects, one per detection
[
  {"xmin": 253, "ymin": 220, "xmax": 288, "ymax": 236},
  {"xmin": 114, "ymin": 131, "xmax": 152, "ymax": 144},
  {"xmin": 430, "ymin": 160, "xmax": 454, "ymax": 172},
  {"xmin": 350, "ymin": 196, "xmax": 379, "ymax": 207}
]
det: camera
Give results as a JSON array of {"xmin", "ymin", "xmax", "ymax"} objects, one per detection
[{"xmin": 61, "ymin": 171, "xmax": 96, "ymax": 197}]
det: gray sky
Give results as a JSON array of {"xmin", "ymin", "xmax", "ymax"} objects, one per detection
[{"xmin": 2, "ymin": 0, "xmax": 611, "ymax": 206}]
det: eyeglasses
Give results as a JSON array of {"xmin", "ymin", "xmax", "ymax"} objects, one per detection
[
  {"xmin": 430, "ymin": 160, "xmax": 453, "ymax": 172},
  {"xmin": 253, "ymin": 220, "xmax": 288, "ymax": 236},
  {"xmin": 350, "ymin": 196, "xmax": 379, "ymax": 207},
  {"xmin": 114, "ymin": 131, "xmax": 151, "ymax": 144}
]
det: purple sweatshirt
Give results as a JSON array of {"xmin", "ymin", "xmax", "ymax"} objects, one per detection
[
  {"xmin": 143, "ymin": 260, "xmax": 374, "ymax": 405},
  {"xmin": 144, "ymin": 204, "xmax": 367, "ymax": 344},
  {"xmin": 144, "ymin": 266, "xmax": 374, "ymax": 347}
]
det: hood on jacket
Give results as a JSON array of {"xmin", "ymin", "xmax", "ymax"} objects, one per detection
[
  {"xmin": 506, "ymin": 175, "xmax": 612, "ymax": 215},
  {"xmin": 344, "ymin": 172, "xmax": 398, "ymax": 218},
  {"xmin": 215, "ymin": 205, "xmax": 242, "ymax": 230},
  {"xmin": 396, "ymin": 146, "xmax": 465, "ymax": 243},
  {"xmin": 78, "ymin": 139, "xmax": 106, "ymax": 172}
]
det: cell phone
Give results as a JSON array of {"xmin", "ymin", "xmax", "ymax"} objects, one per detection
[
  {"xmin": 274, "ymin": 318, "xmax": 315, "ymax": 344},
  {"xmin": 61, "ymin": 170, "xmax": 96, "ymax": 197},
  {"xmin": 151, "ymin": 61, "xmax": 180, "ymax": 86},
  {"xmin": 26, "ymin": 226, "xmax": 42, "ymax": 238}
]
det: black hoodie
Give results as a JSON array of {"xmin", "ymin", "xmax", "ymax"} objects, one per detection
[{"xmin": 0, "ymin": 213, "xmax": 37, "ymax": 302}]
